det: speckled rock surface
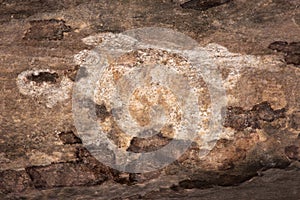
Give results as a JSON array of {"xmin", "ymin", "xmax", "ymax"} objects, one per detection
[{"xmin": 0, "ymin": 0, "xmax": 300, "ymax": 199}]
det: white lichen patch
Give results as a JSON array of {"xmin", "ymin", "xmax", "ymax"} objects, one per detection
[{"xmin": 16, "ymin": 69, "xmax": 73, "ymax": 108}]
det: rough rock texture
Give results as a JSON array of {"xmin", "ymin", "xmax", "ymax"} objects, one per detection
[{"xmin": 1, "ymin": 0, "xmax": 300, "ymax": 199}]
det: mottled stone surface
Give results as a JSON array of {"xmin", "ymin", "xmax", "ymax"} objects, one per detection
[{"xmin": 0, "ymin": 0, "xmax": 300, "ymax": 199}]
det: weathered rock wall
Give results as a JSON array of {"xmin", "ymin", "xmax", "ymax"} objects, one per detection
[{"xmin": 0, "ymin": 0, "xmax": 299, "ymax": 199}]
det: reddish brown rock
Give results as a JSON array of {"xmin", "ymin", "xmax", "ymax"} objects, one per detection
[{"xmin": 0, "ymin": 0, "xmax": 300, "ymax": 199}]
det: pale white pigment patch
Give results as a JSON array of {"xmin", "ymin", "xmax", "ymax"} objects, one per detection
[
  {"xmin": 72, "ymin": 27, "xmax": 286, "ymax": 173},
  {"xmin": 17, "ymin": 69, "xmax": 73, "ymax": 108},
  {"xmin": 75, "ymin": 33, "xmax": 271, "ymax": 141}
]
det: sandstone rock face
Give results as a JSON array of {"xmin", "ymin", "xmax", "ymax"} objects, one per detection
[{"xmin": 1, "ymin": 0, "xmax": 300, "ymax": 199}]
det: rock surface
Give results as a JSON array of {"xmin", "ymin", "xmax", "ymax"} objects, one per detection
[{"xmin": 0, "ymin": 0, "xmax": 300, "ymax": 199}]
